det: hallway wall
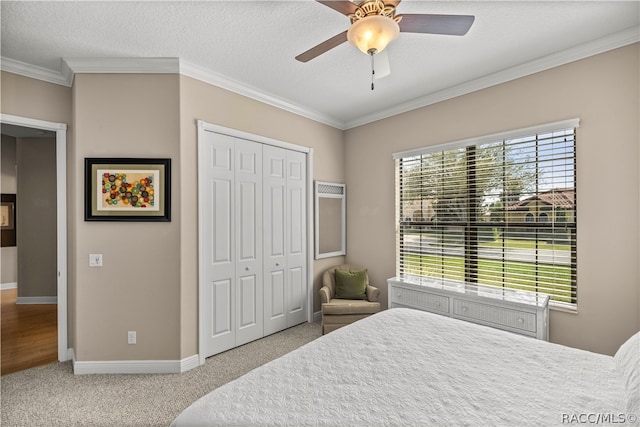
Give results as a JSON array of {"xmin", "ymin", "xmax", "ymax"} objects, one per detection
[
  {"xmin": 16, "ymin": 137, "xmax": 57, "ymax": 299},
  {"xmin": 1, "ymin": 134, "xmax": 17, "ymax": 285}
]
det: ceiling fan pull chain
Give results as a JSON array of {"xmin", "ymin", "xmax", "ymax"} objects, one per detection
[{"xmin": 370, "ymin": 49, "xmax": 375, "ymax": 91}]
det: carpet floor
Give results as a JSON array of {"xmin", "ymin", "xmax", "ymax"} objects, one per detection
[{"xmin": 1, "ymin": 321, "xmax": 321, "ymax": 427}]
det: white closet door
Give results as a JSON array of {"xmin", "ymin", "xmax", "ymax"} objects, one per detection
[
  {"xmin": 263, "ymin": 146, "xmax": 307, "ymax": 334},
  {"xmin": 234, "ymin": 139, "xmax": 263, "ymax": 346},
  {"xmin": 263, "ymin": 146, "xmax": 288, "ymax": 335},
  {"xmin": 200, "ymin": 123, "xmax": 309, "ymax": 358},
  {"xmin": 201, "ymin": 132, "xmax": 236, "ymax": 357},
  {"xmin": 285, "ymin": 150, "xmax": 307, "ymax": 327},
  {"xmin": 201, "ymin": 132, "xmax": 264, "ymax": 357}
]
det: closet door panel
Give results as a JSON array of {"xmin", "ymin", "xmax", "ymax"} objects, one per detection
[
  {"xmin": 268, "ymin": 186, "xmax": 285, "ymax": 257},
  {"xmin": 286, "ymin": 151, "xmax": 307, "ymax": 326},
  {"xmin": 235, "ymin": 139, "xmax": 263, "ymax": 346},
  {"xmin": 212, "ymin": 279, "xmax": 232, "ymax": 335},
  {"xmin": 213, "ymin": 180, "xmax": 232, "ymax": 264},
  {"xmin": 263, "ymin": 146, "xmax": 288, "ymax": 334},
  {"xmin": 266, "ymin": 269, "xmax": 285, "ymax": 317},
  {"xmin": 202, "ymin": 133, "xmax": 236, "ymax": 356},
  {"xmin": 237, "ymin": 275, "xmax": 258, "ymax": 333},
  {"xmin": 288, "ymin": 267, "xmax": 304, "ymax": 313}
]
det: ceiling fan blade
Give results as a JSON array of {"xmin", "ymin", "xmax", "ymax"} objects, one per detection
[
  {"xmin": 295, "ymin": 31, "xmax": 348, "ymax": 62},
  {"xmin": 315, "ymin": 0, "xmax": 358, "ymax": 16},
  {"xmin": 399, "ymin": 14, "xmax": 475, "ymax": 36},
  {"xmin": 374, "ymin": 48, "xmax": 391, "ymax": 80}
]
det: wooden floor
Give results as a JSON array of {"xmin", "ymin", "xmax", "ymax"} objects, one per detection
[{"xmin": 1, "ymin": 288, "xmax": 58, "ymax": 375}]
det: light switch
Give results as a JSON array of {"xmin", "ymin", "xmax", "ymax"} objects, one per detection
[{"xmin": 89, "ymin": 253, "xmax": 103, "ymax": 267}]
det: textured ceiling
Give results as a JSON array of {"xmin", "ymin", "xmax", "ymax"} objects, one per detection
[{"xmin": 1, "ymin": 1, "xmax": 639, "ymax": 129}]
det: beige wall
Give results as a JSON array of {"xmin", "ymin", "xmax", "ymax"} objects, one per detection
[
  {"xmin": 17, "ymin": 137, "xmax": 57, "ymax": 298},
  {"xmin": 344, "ymin": 43, "xmax": 640, "ymax": 356},
  {"xmin": 178, "ymin": 75, "xmax": 345, "ymax": 357},
  {"xmin": 1, "ymin": 72, "xmax": 72, "ymax": 124},
  {"xmin": 73, "ymin": 74, "xmax": 181, "ymax": 360}
]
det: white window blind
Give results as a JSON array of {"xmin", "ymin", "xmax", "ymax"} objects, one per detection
[{"xmin": 395, "ymin": 120, "xmax": 578, "ymax": 308}]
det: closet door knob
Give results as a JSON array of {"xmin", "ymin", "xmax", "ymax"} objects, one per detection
[
  {"xmin": 245, "ymin": 267, "xmax": 250, "ymax": 271},
  {"xmin": 276, "ymin": 262, "xmax": 280, "ymax": 266}
]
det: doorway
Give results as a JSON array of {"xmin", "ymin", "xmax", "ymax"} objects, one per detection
[{"xmin": 0, "ymin": 114, "xmax": 68, "ymax": 373}]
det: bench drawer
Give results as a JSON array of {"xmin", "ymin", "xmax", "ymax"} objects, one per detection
[
  {"xmin": 392, "ymin": 286, "xmax": 449, "ymax": 314},
  {"xmin": 453, "ymin": 299, "xmax": 536, "ymax": 333}
]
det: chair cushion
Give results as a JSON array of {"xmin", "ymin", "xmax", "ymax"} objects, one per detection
[
  {"xmin": 334, "ymin": 269, "xmax": 367, "ymax": 299},
  {"xmin": 322, "ymin": 299, "xmax": 381, "ymax": 315}
]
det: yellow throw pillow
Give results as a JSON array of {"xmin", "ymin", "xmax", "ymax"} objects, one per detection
[{"xmin": 334, "ymin": 269, "xmax": 367, "ymax": 300}]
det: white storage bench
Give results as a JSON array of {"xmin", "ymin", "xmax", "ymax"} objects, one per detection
[{"xmin": 388, "ymin": 276, "xmax": 549, "ymax": 340}]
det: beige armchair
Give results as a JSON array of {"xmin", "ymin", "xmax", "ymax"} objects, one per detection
[{"xmin": 320, "ymin": 264, "xmax": 381, "ymax": 334}]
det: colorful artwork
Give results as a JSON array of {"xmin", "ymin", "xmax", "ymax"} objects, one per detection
[
  {"xmin": 0, "ymin": 205, "xmax": 9, "ymax": 227},
  {"xmin": 84, "ymin": 158, "xmax": 171, "ymax": 222},
  {"xmin": 97, "ymin": 170, "xmax": 160, "ymax": 211}
]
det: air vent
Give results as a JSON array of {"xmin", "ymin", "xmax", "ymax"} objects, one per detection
[{"xmin": 317, "ymin": 183, "xmax": 344, "ymax": 195}]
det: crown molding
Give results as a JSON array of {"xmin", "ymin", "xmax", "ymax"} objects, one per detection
[
  {"xmin": 63, "ymin": 57, "xmax": 344, "ymax": 129},
  {"xmin": 61, "ymin": 57, "xmax": 181, "ymax": 87},
  {"xmin": 2, "ymin": 56, "xmax": 344, "ymax": 128},
  {"xmin": 179, "ymin": 60, "xmax": 344, "ymax": 129},
  {"xmin": 344, "ymin": 26, "xmax": 640, "ymax": 129},
  {"xmin": 63, "ymin": 57, "xmax": 180, "ymax": 75},
  {"xmin": 1, "ymin": 57, "xmax": 71, "ymax": 86},
  {"xmin": 2, "ymin": 26, "xmax": 637, "ymax": 131}
]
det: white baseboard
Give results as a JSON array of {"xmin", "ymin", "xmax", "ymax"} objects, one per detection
[
  {"xmin": 1, "ymin": 282, "xmax": 17, "ymax": 290},
  {"xmin": 72, "ymin": 354, "xmax": 201, "ymax": 375},
  {"xmin": 16, "ymin": 296, "xmax": 57, "ymax": 304},
  {"xmin": 313, "ymin": 310, "xmax": 321, "ymax": 322},
  {"xmin": 180, "ymin": 354, "xmax": 201, "ymax": 372}
]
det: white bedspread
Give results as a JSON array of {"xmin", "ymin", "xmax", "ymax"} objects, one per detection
[{"xmin": 172, "ymin": 308, "xmax": 632, "ymax": 426}]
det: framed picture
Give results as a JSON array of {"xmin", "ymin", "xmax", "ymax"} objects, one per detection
[
  {"xmin": 1, "ymin": 193, "xmax": 16, "ymax": 246},
  {"xmin": 84, "ymin": 158, "xmax": 171, "ymax": 222}
]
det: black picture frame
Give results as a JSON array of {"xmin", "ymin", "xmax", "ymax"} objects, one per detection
[
  {"xmin": 84, "ymin": 158, "xmax": 171, "ymax": 222},
  {"xmin": 1, "ymin": 193, "xmax": 17, "ymax": 246}
]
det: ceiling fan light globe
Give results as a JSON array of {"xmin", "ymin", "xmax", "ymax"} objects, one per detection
[{"xmin": 347, "ymin": 15, "xmax": 400, "ymax": 55}]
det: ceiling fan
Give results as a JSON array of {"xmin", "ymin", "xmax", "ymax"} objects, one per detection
[{"xmin": 295, "ymin": 0, "xmax": 475, "ymax": 89}]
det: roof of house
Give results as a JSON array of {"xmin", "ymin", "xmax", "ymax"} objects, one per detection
[{"xmin": 506, "ymin": 188, "xmax": 575, "ymax": 211}]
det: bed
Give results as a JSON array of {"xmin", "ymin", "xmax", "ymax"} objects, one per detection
[{"xmin": 171, "ymin": 308, "xmax": 639, "ymax": 426}]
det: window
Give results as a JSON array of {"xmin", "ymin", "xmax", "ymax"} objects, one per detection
[{"xmin": 394, "ymin": 119, "xmax": 578, "ymax": 309}]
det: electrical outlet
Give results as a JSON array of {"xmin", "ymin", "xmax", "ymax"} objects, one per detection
[
  {"xmin": 128, "ymin": 331, "xmax": 136, "ymax": 345},
  {"xmin": 89, "ymin": 254, "xmax": 103, "ymax": 267}
]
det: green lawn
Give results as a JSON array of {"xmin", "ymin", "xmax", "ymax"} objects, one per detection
[
  {"xmin": 403, "ymin": 253, "xmax": 574, "ymax": 303},
  {"xmin": 480, "ymin": 238, "xmax": 571, "ymax": 252}
]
